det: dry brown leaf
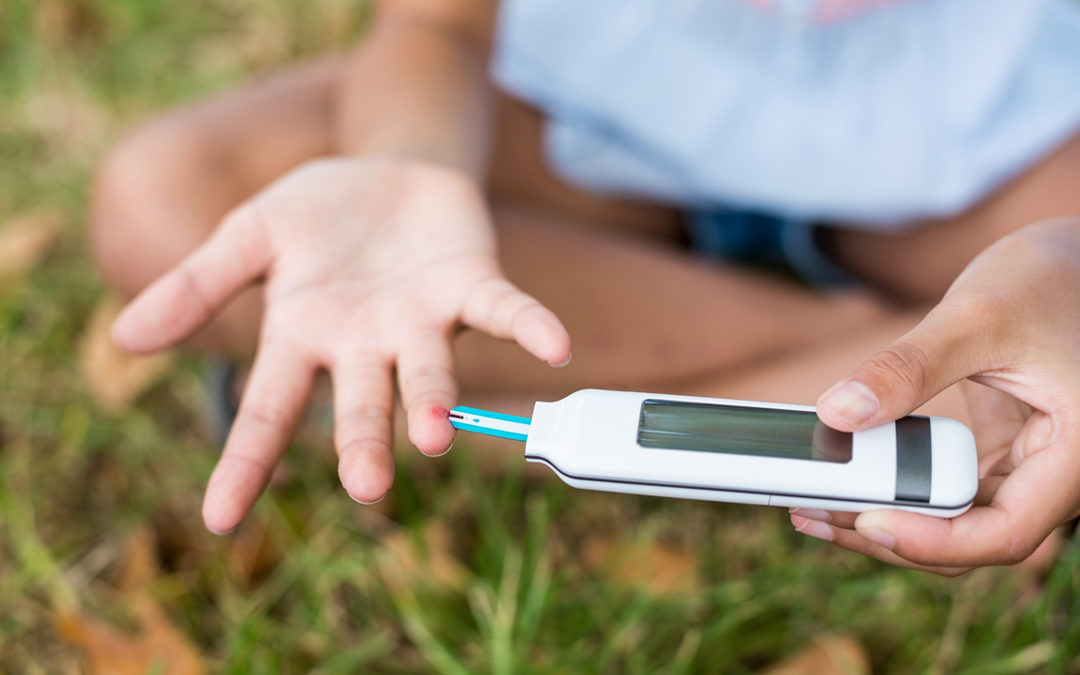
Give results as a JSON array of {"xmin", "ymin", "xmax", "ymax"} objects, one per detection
[
  {"xmin": 56, "ymin": 529, "xmax": 205, "ymax": 675},
  {"xmin": 0, "ymin": 212, "xmax": 61, "ymax": 280},
  {"xmin": 760, "ymin": 634, "xmax": 870, "ymax": 675},
  {"xmin": 376, "ymin": 521, "xmax": 468, "ymax": 594},
  {"xmin": 226, "ymin": 518, "xmax": 283, "ymax": 588},
  {"xmin": 34, "ymin": 0, "xmax": 105, "ymax": 46},
  {"xmin": 583, "ymin": 534, "xmax": 701, "ymax": 597},
  {"xmin": 79, "ymin": 296, "xmax": 172, "ymax": 414},
  {"xmin": 113, "ymin": 528, "xmax": 158, "ymax": 592},
  {"xmin": 55, "ymin": 606, "xmax": 204, "ymax": 675}
]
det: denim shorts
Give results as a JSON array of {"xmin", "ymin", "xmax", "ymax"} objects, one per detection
[{"xmin": 685, "ymin": 209, "xmax": 854, "ymax": 288}]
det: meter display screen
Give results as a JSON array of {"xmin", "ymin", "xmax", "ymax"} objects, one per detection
[{"xmin": 637, "ymin": 399, "xmax": 852, "ymax": 463}]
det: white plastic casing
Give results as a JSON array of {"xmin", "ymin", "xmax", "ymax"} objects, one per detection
[{"xmin": 524, "ymin": 389, "xmax": 977, "ymax": 517}]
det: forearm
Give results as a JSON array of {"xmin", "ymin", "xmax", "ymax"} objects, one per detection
[{"xmin": 335, "ymin": 0, "xmax": 497, "ymax": 181}]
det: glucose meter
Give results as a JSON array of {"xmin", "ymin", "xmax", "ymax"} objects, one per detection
[{"xmin": 450, "ymin": 389, "xmax": 977, "ymax": 517}]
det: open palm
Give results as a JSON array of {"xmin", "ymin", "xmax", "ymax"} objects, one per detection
[{"xmin": 112, "ymin": 158, "xmax": 571, "ymax": 533}]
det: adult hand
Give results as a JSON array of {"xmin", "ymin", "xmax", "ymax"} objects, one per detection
[
  {"xmin": 793, "ymin": 217, "xmax": 1080, "ymax": 574},
  {"xmin": 112, "ymin": 157, "xmax": 571, "ymax": 533}
]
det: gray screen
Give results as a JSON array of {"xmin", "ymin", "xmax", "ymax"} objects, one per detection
[{"xmin": 637, "ymin": 399, "xmax": 852, "ymax": 463}]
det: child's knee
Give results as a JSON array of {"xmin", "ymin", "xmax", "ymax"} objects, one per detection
[{"xmin": 89, "ymin": 119, "xmax": 229, "ymax": 297}]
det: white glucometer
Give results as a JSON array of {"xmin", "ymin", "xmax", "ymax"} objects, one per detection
[{"xmin": 450, "ymin": 389, "xmax": 978, "ymax": 517}]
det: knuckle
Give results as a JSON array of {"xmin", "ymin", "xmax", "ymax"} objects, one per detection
[
  {"xmin": 404, "ymin": 364, "xmax": 455, "ymax": 391},
  {"xmin": 869, "ymin": 341, "xmax": 932, "ymax": 396},
  {"xmin": 487, "ymin": 283, "xmax": 520, "ymax": 328},
  {"xmin": 344, "ymin": 404, "xmax": 391, "ymax": 421},
  {"xmin": 408, "ymin": 389, "xmax": 454, "ymax": 410},
  {"xmin": 239, "ymin": 400, "xmax": 295, "ymax": 434},
  {"xmin": 943, "ymin": 290, "xmax": 999, "ymax": 325},
  {"xmin": 223, "ymin": 205, "xmax": 269, "ymax": 270},
  {"xmin": 507, "ymin": 299, "xmax": 544, "ymax": 335},
  {"xmin": 220, "ymin": 450, "xmax": 271, "ymax": 476},
  {"xmin": 338, "ymin": 435, "xmax": 391, "ymax": 458},
  {"xmin": 336, "ymin": 406, "xmax": 391, "ymax": 439},
  {"xmin": 1000, "ymin": 532, "xmax": 1038, "ymax": 565},
  {"xmin": 175, "ymin": 266, "xmax": 216, "ymax": 324}
]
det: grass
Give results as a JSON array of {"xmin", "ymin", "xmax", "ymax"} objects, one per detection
[{"xmin": 1, "ymin": 0, "xmax": 1080, "ymax": 672}]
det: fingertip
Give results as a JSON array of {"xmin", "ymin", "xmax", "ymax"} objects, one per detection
[
  {"xmin": 517, "ymin": 309, "xmax": 571, "ymax": 367},
  {"xmin": 109, "ymin": 282, "xmax": 181, "ymax": 354},
  {"xmin": 407, "ymin": 403, "xmax": 456, "ymax": 456},
  {"xmin": 853, "ymin": 509, "xmax": 895, "ymax": 531},
  {"xmin": 791, "ymin": 514, "xmax": 835, "ymax": 541},
  {"xmin": 348, "ymin": 490, "xmax": 385, "ymax": 506},
  {"xmin": 338, "ymin": 446, "xmax": 395, "ymax": 503},
  {"xmin": 430, "ymin": 440, "xmax": 453, "ymax": 458},
  {"xmin": 202, "ymin": 491, "xmax": 243, "ymax": 536},
  {"xmin": 110, "ymin": 298, "xmax": 149, "ymax": 353},
  {"xmin": 816, "ymin": 380, "xmax": 881, "ymax": 430},
  {"xmin": 855, "ymin": 525, "xmax": 896, "ymax": 551},
  {"xmin": 855, "ymin": 510, "xmax": 924, "ymax": 552},
  {"xmin": 205, "ymin": 522, "xmax": 237, "ymax": 536},
  {"xmin": 547, "ymin": 351, "xmax": 572, "ymax": 368}
]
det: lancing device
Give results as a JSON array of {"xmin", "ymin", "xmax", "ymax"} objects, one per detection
[{"xmin": 450, "ymin": 389, "xmax": 978, "ymax": 517}]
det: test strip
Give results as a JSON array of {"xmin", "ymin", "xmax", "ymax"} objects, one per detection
[{"xmin": 449, "ymin": 406, "xmax": 531, "ymax": 442}]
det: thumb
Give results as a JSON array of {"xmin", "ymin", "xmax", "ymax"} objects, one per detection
[
  {"xmin": 112, "ymin": 203, "xmax": 270, "ymax": 354},
  {"xmin": 816, "ymin": 305, "xmax": 984, "ymax": 431}
]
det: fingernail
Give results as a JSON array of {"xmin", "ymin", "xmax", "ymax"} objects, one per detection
[
  {"xmin": 820, "ymin": 381, "xmax": 879, "ymax": 426},
  {"xmin": 349, "ymin": 492, "xmax": 385, "ymax": 505},
  {"xmin": 430, "ymin": 441, "xmax": 453, "ymax": 458},
  {"xmin": 858, "ymin": 527, "xmax": 895, "ymax": 550},
  {"xmin": 548, "ymin": 352, "xmax": 572, "ymax": 368},
  {"xmin": 206, "ymin": 524, "xmax": 237, "ymax": 536},
  {"xmin": 790, "ymin": 508, "xmax": 832, "ymax": 523},
  {"xmin": 793, "ymin": 515, "xmax": 834, "ymax": 542}
]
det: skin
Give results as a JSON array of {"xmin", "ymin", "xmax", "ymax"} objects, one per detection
[
  {"xmin": 93, "ymin": 0, "xmax": 1080, "ymax": 569},
  {"xmin": 796, "ymin": 218, "xmax": 1080, "ymax": 575}
]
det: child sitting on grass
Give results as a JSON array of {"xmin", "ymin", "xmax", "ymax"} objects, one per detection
[{"xmin": 92, "ymin": 0, "xmax": 1080, "ymax": 575}]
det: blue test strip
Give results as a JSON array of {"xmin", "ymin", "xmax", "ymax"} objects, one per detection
[{"xmin": 449, "ymin": 406, "xmax": 531, "ymax": 442}]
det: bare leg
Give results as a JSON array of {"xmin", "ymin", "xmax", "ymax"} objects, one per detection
[
  {"xmin": 91, "ymin": 56, "xmax": 887, "ymax": 390},
  {"xmin": 456, "ymin": 204, "xmax": 885, "ymax": 394},
  {"xmin": 826, "ymin": 129, "xmax": 1080, "ymax": 302},
  {"xmin": 92, "ymin": 56, "xmax": 346, "ymax": 356}
]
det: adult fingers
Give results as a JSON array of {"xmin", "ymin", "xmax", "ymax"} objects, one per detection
[
  {"xmin": 202, "ymin": 338, "xmax": 314, "ymax": 534},
  {"xmin": 790, "ymin": 508, "xmax": 859, "ymax": 531},
  {"xmin": 397, "ymin": 329, "xmax": 457, "ymax": 456},
  {"xmin": 112, "ymin": 203, "xmax": 271, "ymax": 353},
  {"xmin": 851, "ymin": 429, "xmax": 1080, "ymax": 567},
  {"xmin": 461, "ymin": 276, "xmax": 572, "ymax": 367},
  {"xmin": 791, "ymin": 514, "xmax": 972, "ymax": 576},
  {"xmin": 793, "ymin": 472, "xmax": 1007, "ymax": 537},
  {"xmin": 333, "ymin": 353, "xmax": 396, "ymax": 504},
  {"xmin": 816, "ymin": 298, "xmax": 990, "ymax": 432}
]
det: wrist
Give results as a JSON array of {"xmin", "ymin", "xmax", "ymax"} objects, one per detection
[{"xmin": 333, "ymin": 10, "xmax": 495, "ymax": 180}]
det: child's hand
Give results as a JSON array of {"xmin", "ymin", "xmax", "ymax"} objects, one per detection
[
  {"xmin": 797, "ymin": 217, "xmax": 1080, "ymax": 574},
  {"xmin": 111, "ymin": 157, "xmax": 571, "ymax": 533}
]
